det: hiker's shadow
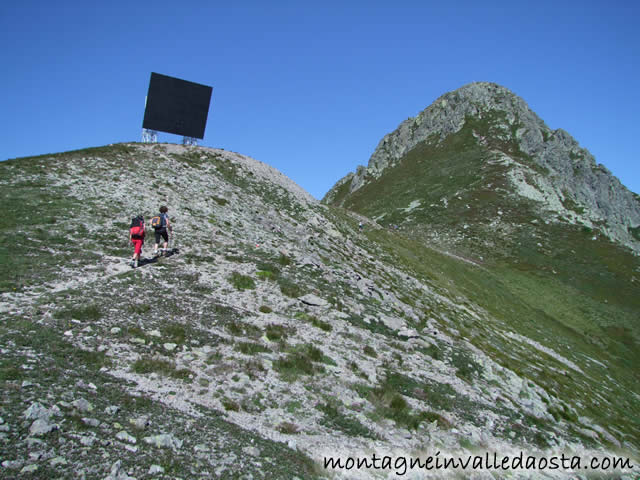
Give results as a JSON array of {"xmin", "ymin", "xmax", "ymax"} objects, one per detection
[
  {"xmin": 138, "ymin": 257, "xmax": 158, "ymax": 267},
  {"xmin": 139, "ymin": 248, "xmax": 180, "ymax": 266}
]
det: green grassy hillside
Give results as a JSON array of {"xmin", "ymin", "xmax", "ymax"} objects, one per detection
[{"xmin": 327, "ymin": 112, "xmax": 640, "ymax": 450}]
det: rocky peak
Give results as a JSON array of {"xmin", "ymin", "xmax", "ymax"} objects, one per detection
[
  {"xmin": 351, "ymin": 82, "xmax": 544, "ymax": 187},
  {"xmin": 324, "ymin": 82, "xmax": 640, "ymax": 252}
]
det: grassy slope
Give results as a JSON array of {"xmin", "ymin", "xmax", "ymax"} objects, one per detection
[
  {"xmin": 0, "ymin": 145, "xmax": 323, "ymax": 479},
  {"xmin": 0, "ymin": 144, "xmax": 142, "ymax": 294},
  {"xmin": 329, "ymin": 113, "xmax": 640, "ymax": 447},
  {"xmin": 356, "ymin": 226, "xmax": 640, "ymax": 446},
  {"xmin": 2, "ymin": 142, "xmax": 639, "ymax": 467}
]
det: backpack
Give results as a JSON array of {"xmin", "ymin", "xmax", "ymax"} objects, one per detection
[
  {"xmin": 151, "ymin": 214, "xmax": 165, "ymax": 230},
  {"xmin": 129, "ymin": 216, "xmax": 145, "ymax": 239}
]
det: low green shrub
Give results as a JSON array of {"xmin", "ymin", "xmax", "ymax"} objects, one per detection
[{"xmin": 229, "ymin": 272, "xmax": 256, "ymax": 290}]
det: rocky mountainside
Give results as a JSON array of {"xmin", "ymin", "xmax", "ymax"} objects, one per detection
[
  {"xmin": 0, "ymin": 143, "xmax": 638, "ymax": 479},
  {"xmin": 324, "ymin": 82, "xmax": 640, "ymax": 254}
]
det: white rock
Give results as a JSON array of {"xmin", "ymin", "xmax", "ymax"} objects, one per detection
[
  {"xmin": 50, "ymin": 456, "xmax": 68, "ymax": 466},
  {"xmin": 116, "ymin": 431, "xmax": 137, "ymax": 444},
  {"xmin": 164, "ymin": 343, "xmax": 177, "ymax": 351},
  {"xmin": 149, "ymin": 465, "xmax": 165, "ymax": 474},
  {"xmin": 299, "ymin": 294, "xmax": 329, "ymax": 308},
  {"xmin": 29, "ymin": 418, "xmax": 57, "ymax": 436},
  {"xmin": 104, "ymin": 459, "xmax": 137, "ymax": 480},
  {"xmin": 398, "ymin": 327, "xmax": 419, "ymax": 338},
  {"xmin": 24, "ymin": 402, "xmax": 49, "ymax": 420},
  {"xmin": 143, "ymin": 433, "xmax": 183, "ymax": 450},
  {"xmin": 82, "ymin": 417, "xmax": 100, "ymax": 427},
  {"xmin": 378, "ymin": 313, "xmax": 404, "ymax": 330},
  {"xmin": 80, "ymin": 435, "xmax": 96, "ymax": 446},
  {"xmin": 243, "ymin": 446, "xmax": 260, "ymax": 457},
  {"xmin": 129, "ymin": 416, "xmax": 149, "ymax": 430},
  {"xmin": 2, "ymin": 459, "xmax": 23, "ymax": 469},
  {"xmin": 110, "ymin": 327, "xmax": 121, "ymax": 334},
  {"xmin": 72, "ymin": 398, "xmax": 93, "ymax": 412},
  {"xmin": 20, "ymin": 464, "xmax": 39, "ymax": 474}
]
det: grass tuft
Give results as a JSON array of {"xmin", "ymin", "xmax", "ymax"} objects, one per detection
[{"xmin": 229, "ymin": 272, "xmax": 256, "ymax": 290}]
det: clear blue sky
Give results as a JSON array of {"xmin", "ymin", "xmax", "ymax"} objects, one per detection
[{"xmin": 1, "ymin": 1, "xmax": 638, "ymax": 199}]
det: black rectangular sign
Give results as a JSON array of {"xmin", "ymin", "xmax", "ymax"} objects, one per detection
[{"xmin": 142, "ymin": 72, "xmax": 213, "ymax": 139}]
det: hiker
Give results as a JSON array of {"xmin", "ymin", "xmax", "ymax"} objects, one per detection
[
  {"xmin": 151, "ymin": 206, "xmax": 173, "ymax": 256},
  {"xmin": 129, "ymin": 215, "xmax": 145, "ymax": 268},
  {"xmin": 358, "ymin": 221, "xmax": 363, "ymax": 232}
]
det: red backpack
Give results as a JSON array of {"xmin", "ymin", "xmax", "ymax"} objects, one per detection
[{"xmin": 129, "ymin": 216, "xmax": 145, "ymax": 239}]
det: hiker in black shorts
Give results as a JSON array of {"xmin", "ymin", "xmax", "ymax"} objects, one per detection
[{"xmin": 151, "ymin": 206, "xmax": 173, "ymax": 256}]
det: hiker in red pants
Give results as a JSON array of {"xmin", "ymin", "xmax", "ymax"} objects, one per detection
[{"xmin": 129, "ymin": 215, "xmax": 145, "ymax": 268}]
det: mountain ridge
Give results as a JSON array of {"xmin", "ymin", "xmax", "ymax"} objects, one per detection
[{"xmin": 324, "ymin": 81, "xmax": 640, "ymax": 253}]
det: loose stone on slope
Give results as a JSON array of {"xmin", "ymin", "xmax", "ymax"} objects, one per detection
[{"xmin": 298, "ymin": 294, "xmax": 329, "ymax": 308}]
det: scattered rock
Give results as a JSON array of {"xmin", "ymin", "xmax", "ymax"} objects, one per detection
[
  {"xmin": 50, "ymin": 456, "xmax": 68, "ymax": 466},
  {"xmin": 72, "ymin": 398, "xmax": 94, "ymax": 413},
  {"xmin": 24, "ymin": 402, "xmax": 50, "ymax": 420},
  {"xmin": 143, "ymin": 433, "xmax": 183, "ymax": 450},
  {"xmin": 105, "ymin": 405, "xmax": 120, "ymax": 415},
  {"xmin": 20, "ymin": 464, "xmax": 39, "ymax": 474},
  {"xmin": 80, "ymin": 434, "xmax": 97, "ymax": 447},
  {"xmin": 129, "ymin": 415, "xmax": 149, "ymax": 430},
  {"xmin": 29, "ymin": 418, "xmax": 58, "ymax": 436},
  {"xmin": 82, "ymin": 417, "xmax": 101, "ymax": 427},
  {"xmin": 104, "ymin": 459, "xmax": 136, "ymax": 480},
  {"xmin": 116, "ymin": 430, "xmax": 137, "ymax": 444},
  {"xmin": 397, "ymin": 327, "xmax": 419, "ymax": 338},
  {"xmin": 299, "ymin": 294, "xmax": 329, "ymax": 308},
  {"xmin": 243, "ymin": 445, "xmax": 260, "ymax": 457},
  {"xmin": 2, "ymin": 459, "xmax": 23, "ymax": 470}
]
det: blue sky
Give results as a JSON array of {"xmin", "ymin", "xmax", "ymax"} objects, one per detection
[{"xmin": 1, "ymin": 1, "xmax": 638, "ymax": 199}]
